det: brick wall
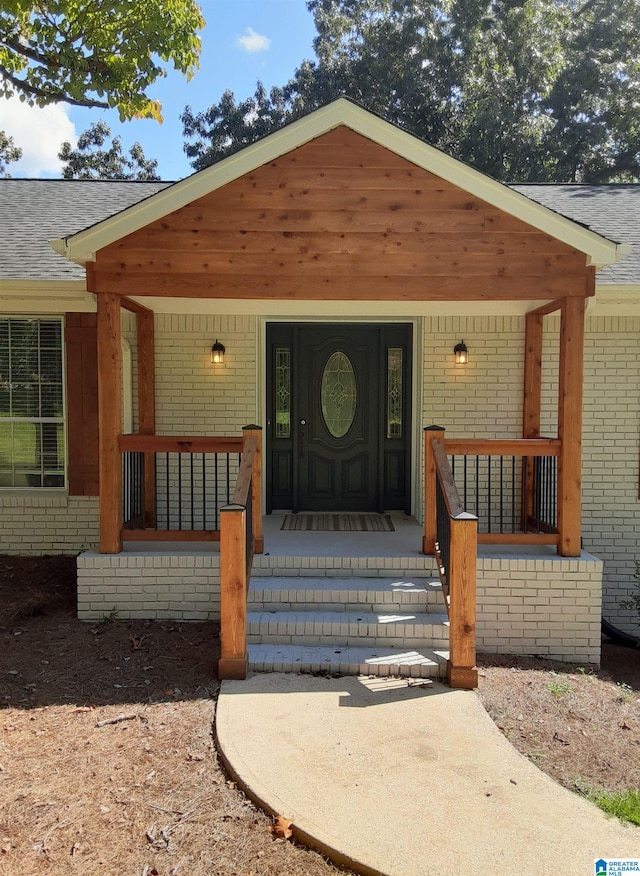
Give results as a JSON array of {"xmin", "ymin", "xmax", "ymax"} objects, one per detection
[
  {"xmin": 476, "ymin": 552, "xmax": 603, "ymax": 663},
  {"xmin": 77, "ymin": 550, "xmax": 220, "ymax": 620},
  {"xmin": 152, "ymin": 314, "xmax": 258, "ymax": 435},
  {"xmin": 582, "ymin": 316, "xmax": 640, "ymax": 634},
  {"xmin": 0, "ymin": 494, "xmax": 99, "ymax": 554}
]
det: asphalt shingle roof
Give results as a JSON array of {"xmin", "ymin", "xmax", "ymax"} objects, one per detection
[
  {"xmin": 512, "ymin": 184, "xmax": 640, "ymax": 285},
  {"xmin": 0, "ymin": 178, "xmax": 638, "ymax": 285},
  {"xmin": 0, "ymin": 179, "xmax": 171, "ymax": 282}
]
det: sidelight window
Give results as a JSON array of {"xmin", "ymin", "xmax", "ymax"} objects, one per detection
[
  {"xmin": 387, "ymin": 347, "xmax": 403, "ymax": 439},
  {"xmin": 274, "ymin": 346, "xmax": 291, "ymax": 438}
]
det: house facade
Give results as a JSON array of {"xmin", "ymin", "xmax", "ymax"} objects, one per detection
[{"xmin": 1, "ymin": 100, "xmax": 639, "ymax": 669}]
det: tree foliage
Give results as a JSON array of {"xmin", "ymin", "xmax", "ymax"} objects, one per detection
[
  {"xmin": 0, "ymin": 130, "xmax": 22, "ymax": 176},
  {"xmin": 0, "ymin": 0, "xmax": 204, "ymax": 122},
  {"xmin": 58, "ymin": 121, "xmax": 160, "ymax": 180},
  {"xmin": 182, "ymin": 0, "xmax": 640, "ymax": 182}
]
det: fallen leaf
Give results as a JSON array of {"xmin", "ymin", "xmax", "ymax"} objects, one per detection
[{"xmin": 271, "ymin": 815, "xmax": 294, "ymax": 840}]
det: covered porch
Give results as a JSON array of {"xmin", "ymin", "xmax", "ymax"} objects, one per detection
[{"xmin": 56, "ymin": 101, "xmax": 622, "ymax": 688}]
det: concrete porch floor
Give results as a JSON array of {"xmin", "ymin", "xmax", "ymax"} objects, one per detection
[{"xmin": 263, "ymin": 512, "xmax": 563, "ymax": 560}]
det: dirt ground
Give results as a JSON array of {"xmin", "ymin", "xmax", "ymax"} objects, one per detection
[{"xmin": 1, "ymin": 556, "xmax": 640, "ymax": 875}]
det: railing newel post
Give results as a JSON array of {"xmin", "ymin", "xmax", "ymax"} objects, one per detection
[
  {"xmin": 447, "ymin": 511, "xmax": 478, "ymax": 690},
  {"xmin": 243, "ymin": 425, "xmax": 264, "ymax": 554},
  {"xmin": 218, "ymin": 502, "xmax": 248, "ymax": 681},
  {"xmin": 423, "ymin": 426, "xmax": 446, "ymax": 555}
]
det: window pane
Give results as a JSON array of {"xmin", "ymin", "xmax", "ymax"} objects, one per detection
[
  {"xmin": 274, "ymin": 347, "xmax": 291, "ymax": 439},
  {"xmin": 0, "ymin": 318, "xmax": 65, "ymax": 488},
  {"xmin": 321, "ymin": 351, "xmax": 357, "ymax": 439},
  {"xmin": 387, "ymin": 347, "xmax": 403, "ymax": 439},
  {"xmin": 11, "ymin": 384, "xmax": 40, "ymax": 417},
  {"xmin": 39, "ymin": 320, "xmax": 62, "ymax": 348}
]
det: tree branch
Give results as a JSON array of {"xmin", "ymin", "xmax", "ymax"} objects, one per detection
[{"xmin": 0, "ymin": 64, "xmax": 109, "ymax": 109}]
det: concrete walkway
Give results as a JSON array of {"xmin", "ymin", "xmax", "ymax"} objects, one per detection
[{"xmin": 216, "ymin": 673, "xmax": 640, "ymax": 876}]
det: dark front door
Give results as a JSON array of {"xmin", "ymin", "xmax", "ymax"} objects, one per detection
[{"xmin": 267, "ymin": 323, "xmax": 412, "ymax": 513}]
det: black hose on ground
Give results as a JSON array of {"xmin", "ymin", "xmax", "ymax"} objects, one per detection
[{"xmin": 602, "ymin": 617, "xmax": 640, "ymax": 649}]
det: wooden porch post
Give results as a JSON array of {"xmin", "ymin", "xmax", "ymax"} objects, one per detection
[
  {"xmin": 557, "ymin": 296, "xmax": 586, "ymax": 557},
  {"xmin": 447, "ymin": 511, "xmax": 478, "ymax": 690},
  {"xmin": 137, "ymin": 306, "xmax": 156, "ymax": 526},
  {"xmin": 522, "ymin": 311, "xmax": 543, "ymax": 529},
  {"xmin": 96, "ymin": 292, "xmax": 123, "ymax": 553},
  {"xmin": 523, "ymin": 311, "xmax": 543, "ymax": 440},
  {"xmin": 423, "ymin": 426, "xmax": 445, "ymax": 555},
  {"xmin": 243, "ymin": 424, "xmax": 264, "ymax": 554},
  {"xmin": 218, "ymin": 503, "xmax": 248, "ymax": 680}
]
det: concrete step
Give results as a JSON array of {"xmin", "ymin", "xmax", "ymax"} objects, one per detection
[
  {"xmin": 246, "ymin": 609, "xmax": 450, "ymax": 649},
  {"xmin": 247, "ymin": 576, "xmax": 444, "ymax": 613},
  {"xmin": 248, "ymin": 643, "xmax": 448, "ymax": 679}
]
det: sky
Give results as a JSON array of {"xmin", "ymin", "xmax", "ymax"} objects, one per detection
[{"xmin": 0, "ymin": 0, "xmax": 318, "ymax": 180}]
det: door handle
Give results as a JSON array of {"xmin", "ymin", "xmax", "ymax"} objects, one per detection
[{"xmin": 299, "ymin": 419, "xmax": 306, "ymax": 458}]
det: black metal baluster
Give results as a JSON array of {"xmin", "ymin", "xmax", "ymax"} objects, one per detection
[
  {"xmin": 202, "ymin": 453, "xmax": 206, "ymax": 531},
  {"xmin": 178, "ymin": 452, "xmax": 183, "ymax": 530},
  {"xmin": 215, "ymin": 453, "xmax": 219, "ymax": 531},
  {"xmin": 499, "ymin": 455, "xmax": 504, "ymax": 533},
  {"xmin": 511, "ymin": 456, "xmax": 516, "ymax": 533},
  {"xmin": 463, "ymin": 455, "xmax": 468, "ymax": 510},
  {"xmin": 190, "ymin": 452, "xmax": 194, "ymax": 531},
  {"xmin": 165, "ymin": 452, "xmax": 169, "ymax": 530},
  {"xmin": 487, "ymin": 455, "xmax": 491, "ymax": 533}
]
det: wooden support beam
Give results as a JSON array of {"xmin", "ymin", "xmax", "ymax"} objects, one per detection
[
  {"xmin": 557, "ymin": 296, "xmax": 586, "ymax": 556},
  {"xmin": 523, "ymin": 312, "xmax": 543, "ymax": 441},
  {"xmin": 446, "ymin": 512, "xmax": 478, "ymax": 690},
  {"xmin": 527, "ymin": 299, "xmax": 562, "ymax": 317},
  {"xmin": 243, "ymin": 425, "xmax": 264, "ymax": 554},
  {"xmin": 96, "ymin": 292, "xmax": 123, "ymax": 553},
  {"xmin": 121, "ymin": 296, "xmax": 154, "ymax": 316},
  {"xmin": 423, "ymin": 426, "xmax": 445, "ymax": 555},
  {"xmin": 523, "ymin": 310, "xmax": 544, "ymax": 530},
  {"xmin": 218, "ymin": 504, "xmax": 248, "ymax": 680},
  {"xmin": 137, "ymin": 307, "xmax": 156, "ymax": 526}
]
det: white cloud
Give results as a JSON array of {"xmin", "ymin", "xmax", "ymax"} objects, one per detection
[
  {"xmin": 0, "ymin": 98, "xmax": 77, "ymax": 177},
  {"xmin": 237, "ymin": 27, "xmax": 271, "ymax": 53}
]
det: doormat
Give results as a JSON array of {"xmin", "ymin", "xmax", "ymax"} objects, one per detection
[{"xmin": 281, "ymin": 513, "xmax": 394, "ymax": 532}]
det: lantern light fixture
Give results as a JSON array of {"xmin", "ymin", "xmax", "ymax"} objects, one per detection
[
  {"xmin": 454, "ymin": 339, "xmax": 468, "ymax": 365},
  {"xmin": 210, "ymin": 339, "xmax": 225, "ymax": 365}
]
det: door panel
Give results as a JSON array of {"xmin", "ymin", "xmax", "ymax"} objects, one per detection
[
  {"xmin": 266, "ymin": 323, "xmax": 411, "ymax": 513},
  {"xmin": 298, "ymin": 326, "xmax": 377, "ymax": 511}
]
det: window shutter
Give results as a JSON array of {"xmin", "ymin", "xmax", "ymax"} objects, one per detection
[{"xmin": 65, "ymin": 313, "xmax": 99, "ymax": 496}]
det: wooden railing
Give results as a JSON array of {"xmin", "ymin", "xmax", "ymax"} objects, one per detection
[
  {"xmin": 424, "ymin": 427, "xmax": 562, "ymax": 551},
  {"xmin": 119, "ymin": 434, "xmax": 244, "ymax": 541},
  {"xmin": 430, "ymin": 434, "xmax": 478, "ymax": 689},
  {"xmin": 218, "ymin": 425, "xmax": 263, "ymax": 681}
]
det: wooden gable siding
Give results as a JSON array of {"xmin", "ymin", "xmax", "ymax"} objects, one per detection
[{"xmin": 93, "ymin": 127, "xmax": 589, "ymax": 301}]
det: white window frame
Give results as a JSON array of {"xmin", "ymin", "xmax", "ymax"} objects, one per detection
[{"xmin": 0, "ymin": 315, "xmax": 66, "ymax": 490}]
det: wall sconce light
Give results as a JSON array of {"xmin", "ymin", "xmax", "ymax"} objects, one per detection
[
  {"xmin": 454, "ymin": 339, "xmax": 468, "ymax": 364},
  {"xmin": 210, "ymin": 339, "xmax": 225, "ymax": 365}
]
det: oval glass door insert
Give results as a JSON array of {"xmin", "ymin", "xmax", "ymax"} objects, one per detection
[{"xmin": 321, "ymin": 351, "xmax": 357, "ymax": 438}]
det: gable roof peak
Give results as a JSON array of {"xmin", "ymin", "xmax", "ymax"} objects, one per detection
[{"xmin": 52, "ymin": 98, "xmax": 623, "ymax": 269}]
